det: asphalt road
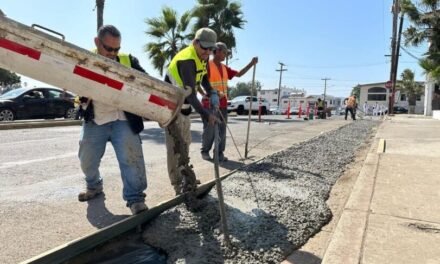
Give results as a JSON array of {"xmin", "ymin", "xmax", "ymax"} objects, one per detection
[{"xmin": 0, "ymin": 114, "xmax": 349, "ymax": 263}]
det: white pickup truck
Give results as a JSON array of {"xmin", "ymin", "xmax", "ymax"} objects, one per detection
[{"xmin": 227, "ymin": 96, "xmax": 270, "ymax": 115}]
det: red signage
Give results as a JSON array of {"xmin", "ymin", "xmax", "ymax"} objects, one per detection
[{"xmin": 385, "ymin": 81, "xmax": 392, "ymax": 89}]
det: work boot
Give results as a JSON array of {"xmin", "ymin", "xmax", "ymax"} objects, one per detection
[
  {"xmin": 78, "ymin": 186, "xmax": 103, "ymax": 202},
  {"xmin": 219, "ymin": 153, "xmax": 228, "ymax": 162},
  {"xmin": 174, "ymin": 184, "xmax": 182, "ymax": 196},
  {"xmin": 130, "ymin": 202, "xmax": 148, "ymax": 215},
  {"xmin": 201, "ymin": 152, "xmax": 212, "ymax": 161}
]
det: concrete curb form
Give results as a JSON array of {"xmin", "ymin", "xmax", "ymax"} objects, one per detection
[
  {"xmin": 377, "ymin": 139, "xmax": 386, "ymax": 153},
  {"xmin": 0, "ymin": 112, "xmax": 235, "ymax": 130},
  {"xmin": 0, "ymin": 120, "xmax": 82, "ymax": 130},
  {"xmin": 321, "ymin": 138, "xmax": 382, "ymax": 264}
]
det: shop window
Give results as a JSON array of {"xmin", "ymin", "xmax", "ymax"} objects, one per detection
[{"xmin": 367, "ymin": 94, "xmax": 386, "ymax": 101}]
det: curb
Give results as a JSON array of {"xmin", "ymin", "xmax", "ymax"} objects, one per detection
[
  {"xmin": 0, "ymin": 112, "xmax": 239, "ymax": 130},
  {"xmin": 0, "ymin": 120, "xmax": 82, "ymax": 130},
  {"xmin": 321, "ymin": 137, "xmax": 383, "ymax": 263}
]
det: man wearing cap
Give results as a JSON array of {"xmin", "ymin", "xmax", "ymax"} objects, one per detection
[
  {"xmin": 200, "ymin": 42, "xmax": 258, "ymax": 161},
  {"xmin": 164, "ymin": 27, "xmax": 219, "ymax": 195}
]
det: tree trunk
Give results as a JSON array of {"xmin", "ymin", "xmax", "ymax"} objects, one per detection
[{"xmin": 96, "ymin": 0, "xmax": 105, "ymax": 32}]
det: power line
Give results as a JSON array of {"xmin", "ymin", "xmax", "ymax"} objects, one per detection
[
  {"xmin": 400, "ymin": 46, "xmax": 421, "ymax": 60},
  {"xmin": 284, "ymin": 62, "xmax": 390, "ymax": 69}
]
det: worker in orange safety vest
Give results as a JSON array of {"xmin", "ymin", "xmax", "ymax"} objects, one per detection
[{"xmin": 200, "ymin": 42, "xmax": 258, "ymax": 162}]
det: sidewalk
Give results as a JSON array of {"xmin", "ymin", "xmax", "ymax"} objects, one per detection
[{"xmin": 321, "ymin": 115, "xmax": 440, "ymax": 263}]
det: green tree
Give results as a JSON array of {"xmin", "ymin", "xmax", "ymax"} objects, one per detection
[
  {"xmin": 228, "ymin": 80, "xmax": 261, "ymax": 99},
  {"xmin": 0, "ymin": 68, "xmax": 20, "ymax": 87},
  {"xmin": 398, "ymin": 68, "xmax": 424, "ymax": 113},
  {"xmin": 192, "ymin": 0, "xmax": 246, "ymax": 51},
  {"xmin": 351, "ymin": 85, "xmax": 360, "ymax": 99},
  {"xmin": 401, "ymin": 0, "xmax": 440, "ymax": 80},
  {"xmin": 145, "ymin": 6, "xmax": 193, "ymax": 76}
]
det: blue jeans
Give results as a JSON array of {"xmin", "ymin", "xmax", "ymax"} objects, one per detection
[
  {"xmin": 201, "ymin": 108, "xmax": 228, "ymax": 155},
  {"xmin": 78, "ymin": 120, "xmax": 147, "ymax": 206}
]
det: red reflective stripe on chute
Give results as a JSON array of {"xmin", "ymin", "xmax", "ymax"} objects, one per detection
[
  {"xmin": 73, "ymin": 66, "xmax": 123, "ymax": 90},
  {"xmin": 149, "ymin": 94, "xmax": 176, "ymax": 111},
  {"xmin": 0, "ymin": 38, "xmax": 41, "ymax": 60}
]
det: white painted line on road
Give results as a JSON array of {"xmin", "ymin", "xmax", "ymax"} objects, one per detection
[
  {"xmin": 0, "ymin": 152, "xmax": 78, "ymax": 169},
  {"xmin": 0, "ymin": 137, "xmax": 65, "ymax": 146}
]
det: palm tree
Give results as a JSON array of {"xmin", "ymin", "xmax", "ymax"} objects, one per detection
[
  {"xmin": 398, "ymin": 69, "xmax": 424, "ymax": 113},
  {"xmin": 96, "ymin": 0, "xmax": 105, "ymax": 31},
  {"xmin": 192, "ymin": 0, "xmax": 246, "ymax": 52},
  {"xmin": 144, "ymin": 7, "xmax": 193, "ymax": 76},
  {"xmin": 401, "ymin": 0, "xmax": 440, "ymax": 80}
]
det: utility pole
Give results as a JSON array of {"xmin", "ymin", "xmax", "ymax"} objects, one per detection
[
  {"xmin": 321, "ymin": 78, "xmax": 330, "ymax": 103},
  {"xmin": 276, "ymin": 62, "xmax": 287, "ymax": 108},
  {"xmin": 96, "ymin": 0, "xmax": 105, "ymax": 31},
  {"xmin": 389, "ymin": 0, "xmax": 400, "ymax": 114}
]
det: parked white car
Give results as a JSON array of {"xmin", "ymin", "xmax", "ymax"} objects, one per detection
[
  {"xmin": 227, "ymin": 96, "xmax": 270, "ymax": 115},
  {"xmin": 269, "ymin": 106, "xmax": 285, "ymax": 115}
]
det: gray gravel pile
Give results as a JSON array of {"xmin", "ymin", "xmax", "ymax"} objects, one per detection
[{"xmin": 143, "ymin": 120, "xmax": 378, "ymax": 263}]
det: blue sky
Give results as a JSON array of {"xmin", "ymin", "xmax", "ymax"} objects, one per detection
[{"xmin": 0, "ymin": 0, "xmax": 426, "ymax": 97}]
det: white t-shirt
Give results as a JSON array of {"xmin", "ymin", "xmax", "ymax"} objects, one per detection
[{"xmin": 93, "ymin": 100, "xmax": 127, "ymax": 125}]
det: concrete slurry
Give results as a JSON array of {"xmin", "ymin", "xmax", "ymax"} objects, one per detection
[{"xmin": 142, "ymin": 120, "xmax": 378, "ymax": 263}]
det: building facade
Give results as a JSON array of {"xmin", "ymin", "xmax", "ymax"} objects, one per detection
[
  {"xmin": 258, "ymin": 87, "xmax": 297, "ymax": 109},
  {"xmin": 258, "ymin": 88, "xmax": 343, "ymax": 112},
  {"xmin": 356, "ymin": 82, "xmax": 425, "ymax": 114}
]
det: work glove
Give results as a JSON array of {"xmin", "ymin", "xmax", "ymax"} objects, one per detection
[{"xmin": 210, "ymin": 90, "xmax": 219, "ymax": 108}]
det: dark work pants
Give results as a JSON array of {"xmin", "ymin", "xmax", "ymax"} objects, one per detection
[
  {"xmin": 201, "ymin": 108, "xmax": 228, "ymax": 155},
  {"xmin": 345, "ymin": 107, "xmax": 356, "ymax": 120}
]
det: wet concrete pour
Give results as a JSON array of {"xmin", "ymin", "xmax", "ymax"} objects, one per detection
[{"xmin": 143, "ymin": 120, "xmax": 378, "ymax": 263}]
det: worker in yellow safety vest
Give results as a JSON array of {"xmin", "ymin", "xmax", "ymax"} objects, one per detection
[
  {"xmin": 200, "ymin": 42, "xmax": 258, "ymax": 162},
  {"xmin": 77, "ymin": 25, "xmax": 148, "ymax": 215},
  {"xmin": 164, "ymin": 28, "xmax": 219, "ymax": 195}
]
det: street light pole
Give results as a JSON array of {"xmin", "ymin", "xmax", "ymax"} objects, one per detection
[{"xmin": 276, "ymin": 62, "xmax": 287, "ymax": 108}]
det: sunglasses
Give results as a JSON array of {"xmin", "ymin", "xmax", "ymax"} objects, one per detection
[
  {"xmin": 198, "ymin": 41, "xmax": 214, "ymax": 51},
  {"xmin": 100, "ymin": 41, "xmax": 120, "ymax": 53}
]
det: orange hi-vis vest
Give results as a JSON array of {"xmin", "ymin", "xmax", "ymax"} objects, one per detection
[
  {"xmin": 203, "ymin": 60, "xmax": 228, "ymax": 109},
  {"xmin": 209, "ymin": 60, "xmax": 228, "ymax": 97}
]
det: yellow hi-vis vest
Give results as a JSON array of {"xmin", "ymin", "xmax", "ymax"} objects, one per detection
[
  {"xmin": 118, "ymin": 53, "xmax": 131, "ymax": 68},
  {"xmin": 92, "ymin": 48, "xmax": 131, "ymax": 68},
  {"xmin": 167, "ymin": 45, "xmax": 207, "ymax": 88},
  {"xmin": 208, "ymin": 60, "xmax": 228, "ymax": 98}
]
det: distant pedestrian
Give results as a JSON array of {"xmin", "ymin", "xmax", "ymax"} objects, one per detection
[
  {"xmin": 345, "ymin": 95, "xmax": 357, "ymax": 120},
  {"xmin": 363, "ymin": 101, "xmax": 368, "ymax": 116},
  {"xmin": 373, "ymin": 102, "xmax": 379, "ymax": 116},
  {"xmin": 380, "ymin": 104, "xmax": 386, "ymax": 116}
]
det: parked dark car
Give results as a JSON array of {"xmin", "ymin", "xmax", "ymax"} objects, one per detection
[
  {"xmin": 392, "ymin": 106, "xmax": 408, "ymax": 114},
  {"xmin": 0, "ymin": 87, "xmax": 76, "ymax": 121},
  {"xmin": 384, "ymin": 106, "xmax": 408, "ymax": 115}
]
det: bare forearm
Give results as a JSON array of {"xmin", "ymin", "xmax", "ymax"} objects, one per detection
[
  {"xmin": 236, "ymin": 57, "xmax": 258, "ymax": 77},
  {"xmin": 236, "ymin": 62, "xmax": 254, "ymax": 77}
]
